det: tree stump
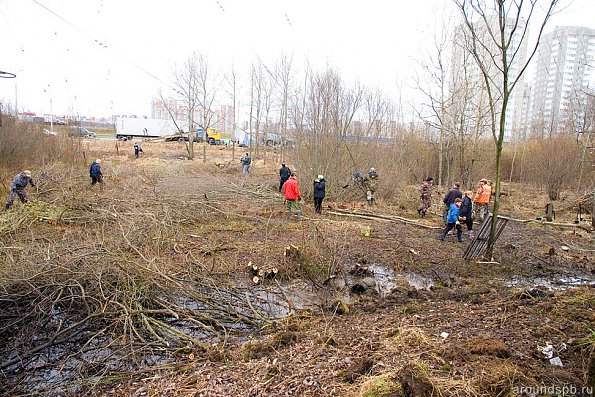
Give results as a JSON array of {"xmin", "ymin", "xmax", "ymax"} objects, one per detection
[
  {"xmin": 284, "ymin": 245, "xmax": 300, "ymax": 261},
  {"xmin": 545, "ymin": 202, "xmax": 555, "ymax": 222}
]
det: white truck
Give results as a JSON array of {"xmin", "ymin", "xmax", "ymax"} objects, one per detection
[{"xmin": 115, "ymin": 117, "xmax": 184, "ymax": 141}]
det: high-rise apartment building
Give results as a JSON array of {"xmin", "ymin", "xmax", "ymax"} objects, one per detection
[
  {"xmin": 531, "ymin": 26, "xmax": 595, "ymax": 136},
  {"xmin": 151, "ymin": 99, "xmax": 235, "ymax": 133},
  {"xmin": 450, "ymin": 17, "xmax": 529, "ymax": 141}
]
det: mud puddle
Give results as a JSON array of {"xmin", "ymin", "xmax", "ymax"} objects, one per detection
[
  {"xmin": 368, "ymin": 264, "xmax": 434, "ymax": 296},
  {"xmin": 505, "ymin": 273, "xmax": 595, "ymax": 290}
]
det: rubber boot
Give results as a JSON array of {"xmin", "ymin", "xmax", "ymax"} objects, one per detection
[
  {"xmin": 296, "ymin": 210, "xmax": 303, "ymax": 220},
  {"xmin": 286, "ymin": 210, "xmax": 292, "ymax": 220}
]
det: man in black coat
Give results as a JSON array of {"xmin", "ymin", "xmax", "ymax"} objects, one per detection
[
  {"xmin": 313, "ymin": 175, "xmax": 326, "ymax": 214},
  {"xmin": 279, "ymin": 163, "xmax": 291, "ymax": 192},
  {"xmin": 442, "ymin": 182, "xmax": 462, "ymax": 225},
  {"xmin": 459, "ymin": 190, "xmax": 475, "ymax": 237}
]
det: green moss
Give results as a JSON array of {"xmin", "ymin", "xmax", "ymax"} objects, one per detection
[{"xmin": 360, "ymin": 376, "xmax": 403, "ymax": 397}]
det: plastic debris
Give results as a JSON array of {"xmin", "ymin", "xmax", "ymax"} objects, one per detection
[
  {"xmin": 541, "ymin": 344, "xmax": 555, "ymax": 359},
  {"xmin": 549, "ymin": 357, "xmax": 563, "ymax": 367},
  {"xmin": 440, "ymin": 332, "xmax": 449, "ymax": 339}
]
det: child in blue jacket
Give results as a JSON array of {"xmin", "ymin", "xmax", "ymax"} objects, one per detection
[{"xmin": 441, "ymin": 198, "xmax": 463, "ymax": 242}]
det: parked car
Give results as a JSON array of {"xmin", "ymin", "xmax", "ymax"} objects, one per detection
[
  {"xmin": 68, "ymin": 126, "xmax": 96, "ymax": 138},
  {"xmin": 42, "ymin": 128, "xmax": 58, "ymax": 137}
]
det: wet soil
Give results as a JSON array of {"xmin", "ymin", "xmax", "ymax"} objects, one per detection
[{"xmin": 0, "ymin": 142, "xmax": 593, "ymax": 396}]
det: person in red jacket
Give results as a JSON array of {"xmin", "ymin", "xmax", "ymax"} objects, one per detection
[{"xmin": 283, "ymin": 172, "xmax": 302, "ymax": 220}]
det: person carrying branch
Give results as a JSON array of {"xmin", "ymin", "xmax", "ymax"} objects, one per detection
[
  {"xmin": 5, "ymin": 170, "xmax": 35, "ymax": 210},
  {"xmin": 283, "ymin": 172, "xmax": 302, "ymax": 220},
  {"xmin": 90, "ymin": 159, "xmax": 103, "ymax": 190},
  {"xmin": 417, "ymin": 176, "xmax": 433, "ymax": 218}
]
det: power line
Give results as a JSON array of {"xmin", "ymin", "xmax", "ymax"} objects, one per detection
[{"xmin": 30, "ymin": 0, "xmax": 180, "ymax": 95}]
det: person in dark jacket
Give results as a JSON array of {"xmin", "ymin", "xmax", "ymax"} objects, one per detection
[
  {"xmin": 279, "ymin": 163, "xmax": 291, "ymax": 192},
  {"xmin": 313, "ymin": 175, "xmax": 326, "ymax": 214},
  {"xmin": 459, "ymin": 191, "xmax": 475, "ymax": 237},
  {"xmin": 90, "ymin": 159, "xmax": 103, "ymax": 190},
  {"xmin": 134, "ymin": 143, "xmax": 143, "ymax": 158},
  {"xmin": 442, "ymin": 182, "xmax": 462, "ymax": 225},
  {"xmin": 5, "ymin": 170, "xmax": 35, "ymax": 210},
  {"xmin": 441, "ymin": 198, "xmax": 463, "ymax": 242},
  {"xmin": 240, "ymin": 153, "xmax": 251, "ymax": 174}
]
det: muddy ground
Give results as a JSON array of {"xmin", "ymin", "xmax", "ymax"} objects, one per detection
[{"xmin": 0, "ymin": 140, "xmax": 594, "ymax": 397}]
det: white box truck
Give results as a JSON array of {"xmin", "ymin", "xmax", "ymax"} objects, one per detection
[{"xmin": 115, "ymin": 117, "xmax": 184, "ymax": 141}]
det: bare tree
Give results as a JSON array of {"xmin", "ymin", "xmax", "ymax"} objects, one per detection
[
  {"xmin": 415, "ymin": 26, "xmax": 452, "ymax": 187},
  {"xmin": 275, "ymin": 54, "xmax": 294, "ymax": 164},
  {"xmin": 224, "ymin": 64, "xmax": 238, "ymax": 159},
  {"xmin": 455, "ymin": 0, "xmax": 559, "ymax": 258},
  {"xmin": 195, "ymin": 53, "xmax": 219, "ymax": 162},
  {"xmin": 173, "ymin": 55, "xmax": 200, "ymax": 159}
]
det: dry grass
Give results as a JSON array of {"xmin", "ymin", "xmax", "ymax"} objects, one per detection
[{"xmin": 0, "ymin": 124, "xmax": 593, "ymax": 396}]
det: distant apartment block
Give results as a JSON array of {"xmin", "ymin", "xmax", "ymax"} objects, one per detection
[
  {"xmin": 531, "ymin": 26, "xmax": 595, "ymax": 136},
  {"xmin": 151, "ymin": 98, "xmax": 234, "ymax": 133},
  {"xmin": 450, "ymin": 17, "xmax": 529, "ymax": 141}
]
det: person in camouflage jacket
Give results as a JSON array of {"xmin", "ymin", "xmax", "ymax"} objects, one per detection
[
  {"xmin": 5, "ymin": 170, "xmax": 35, "ymax": 210},
  {"xmin": 417, "ymin": 177, "xmax": 433, "ymax": 218}
]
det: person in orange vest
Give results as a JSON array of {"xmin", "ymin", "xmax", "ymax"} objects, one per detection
[{"xmin": 474, "ymin": 178, "xmax": 492, "ymax": 222}]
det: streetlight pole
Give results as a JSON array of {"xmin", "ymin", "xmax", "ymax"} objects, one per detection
[
  {"xmin": 14, "ymin": 69, "xmax": 23, "ymax": 116},
  {"xmin": 50, "ymin": 95, "xmax": 53, "ymax": 132},
  {"xmin": 44, "ymin": 84, "xmax": 53, "ymax": 132}
]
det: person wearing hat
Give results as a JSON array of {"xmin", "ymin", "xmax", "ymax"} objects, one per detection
[
  {"xmin": 417, "ymin": 176, "xmax": 434, "ymax": 218},
  {"xmin": 89, "ymin": 159, "xmax": 103, "ymax": 190},
  {"xmin": 279, "ymin": 163, "xmax": 291, "ymax": 192},
  {"xmin": 364, "ymin": 167, "xmax": 379, "ymax": 205},
  {"xmin": 460, "ymin": 190, "xmax": 475, "ymax": 237},
  {"xmin": 313, "ymin": 175, "xmax": 326, "ymax": 215},
  {"xmin": 5, "ymin": 170, "xmax": 35, "ymax": 210},
  {"xmin": 474, "ymin": 178, "xmax": 492, "ymax": 222},
  {"xmin": 283, "ymin": 172, "xmax": 302, "ymax": 220},
  {"xmin": 367, "ymin": 167, "xmax": 378, "ymax": 180}
]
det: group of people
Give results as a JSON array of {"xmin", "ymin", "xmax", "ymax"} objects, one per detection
[
  {"xmin": 277, "ymin": 165, "xmax": 327, "ymax": 220},
  {"xmin": 417, "ymin": 177, "xmax": 493, "ymax": 242},
  {"xmin": 352, "ymin": 168, "xmax": 379, "ymax": 206},
  {"xmin": 4, "ymin": 158, "xmax": 104, "ymax": 210}
]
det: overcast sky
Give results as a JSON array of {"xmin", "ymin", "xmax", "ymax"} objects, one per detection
[{"xmin": 1, "ymin": 0, "xmax": 594, "ymax": 120}]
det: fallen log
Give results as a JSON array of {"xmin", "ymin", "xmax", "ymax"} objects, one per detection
[
  {"xmin": 503, "ymin": 216, "xmax": 593, "ymax": 232},
  {"xmin": 327, "ymin": 210, "xmax": 442, "ymax": 230},
  {"xmin": 248, "ymin": 261, "xmax": 278, "ymax": 284}
]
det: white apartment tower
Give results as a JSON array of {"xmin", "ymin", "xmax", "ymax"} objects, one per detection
[
  {"xmin": 531, "ymin": 26, "xmax": 595, "ymax": 136},
  {"xmin": 450, "ymin": 17, "xmax": 529, "ymax": 142}
]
